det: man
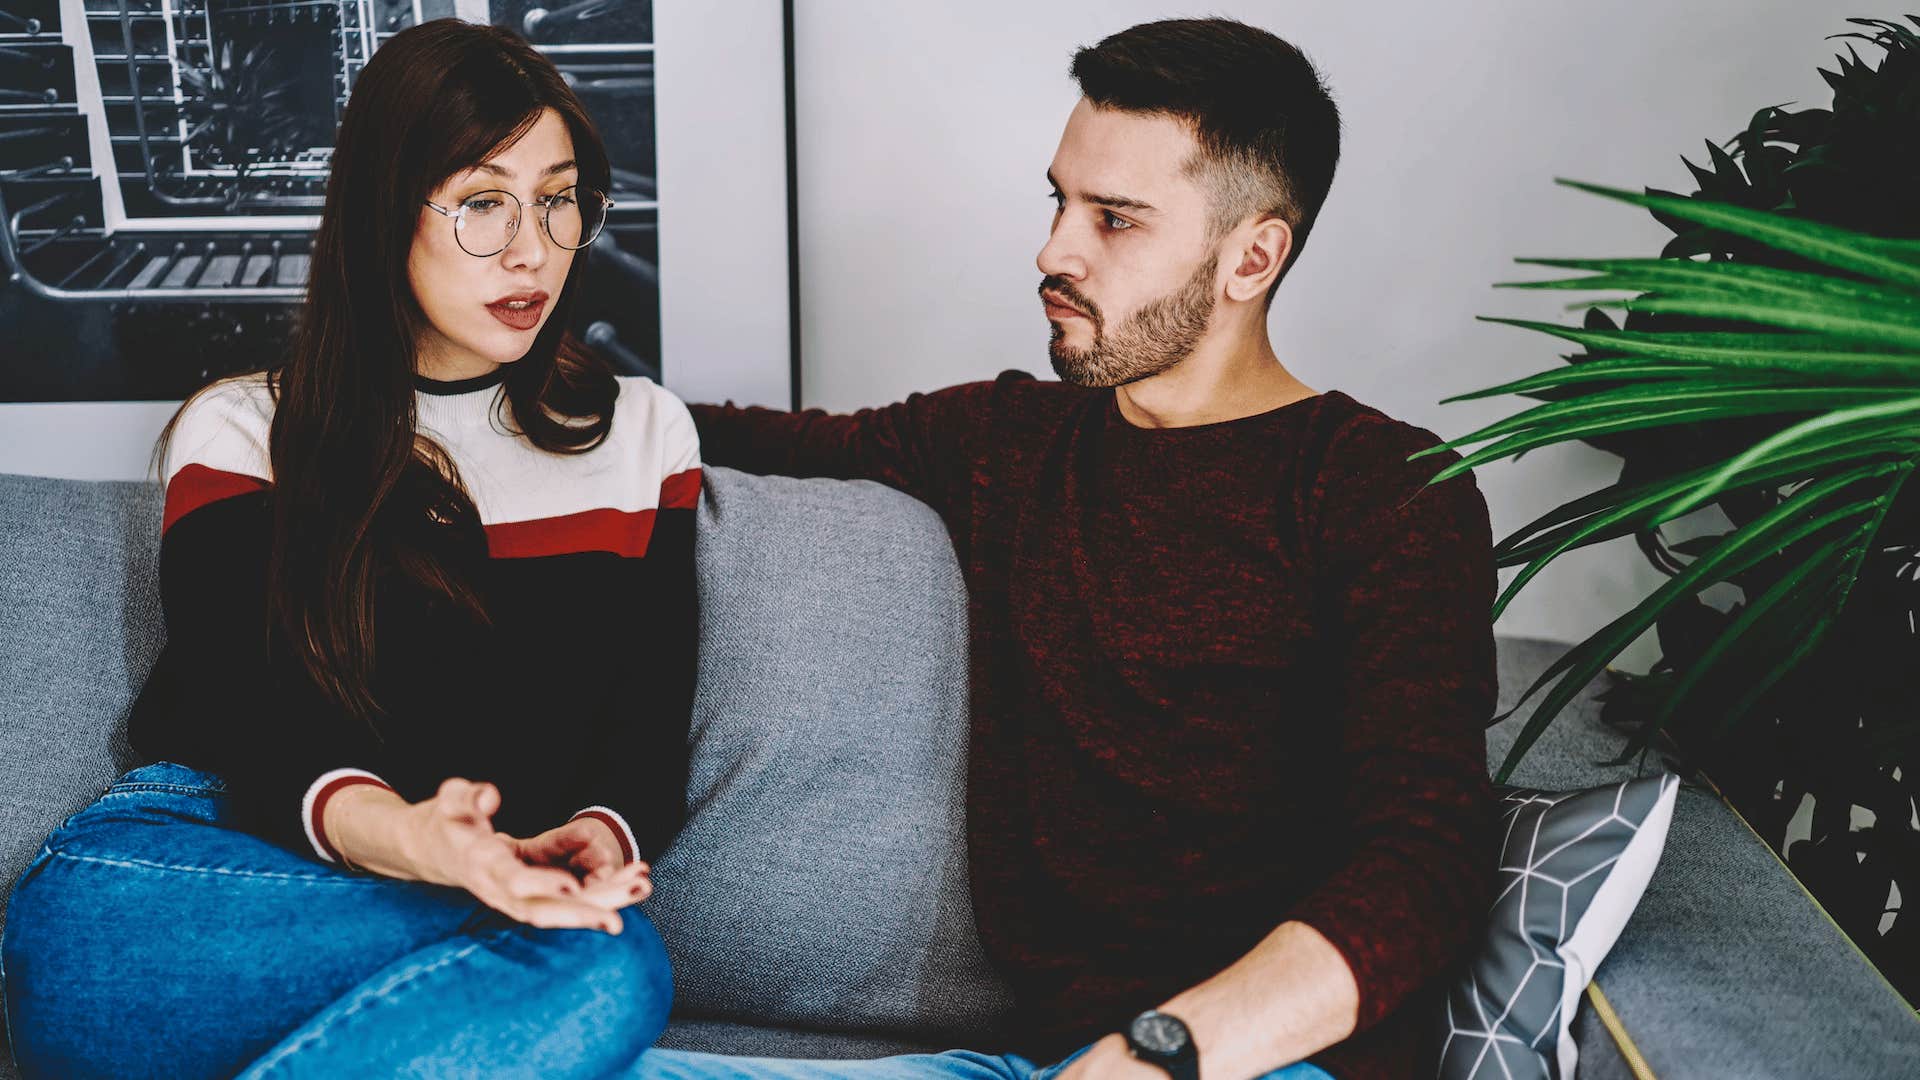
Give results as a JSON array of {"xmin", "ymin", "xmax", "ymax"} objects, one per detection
[{"xmin": 639, "ymin": 17, "xmax": 1496, "ymax": 1080}]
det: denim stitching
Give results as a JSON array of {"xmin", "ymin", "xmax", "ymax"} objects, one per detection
[
  {"xmin": 103, "ymin": 782, "xmax": 227, "ymax": 797},
  {"xmin": 45, "ymin": 850, "xmax": 379, "ymax": 885},
  {"xmin": 243, "ymin": 928, "xmax": 519, "ymax": 1075}
]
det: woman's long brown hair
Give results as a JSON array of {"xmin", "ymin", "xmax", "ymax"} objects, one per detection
[{"xmin": 155, "ymin": 19, "xmax": 620, "ymax": 730}]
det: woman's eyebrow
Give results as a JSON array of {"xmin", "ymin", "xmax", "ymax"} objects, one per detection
[{"xmin": 463, "ymin": 158, "xmax": 580, "ymax": 181}]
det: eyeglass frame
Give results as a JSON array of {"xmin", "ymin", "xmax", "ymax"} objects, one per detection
[{"xmin": 422, "ymin": 184, "xmax": 617, "ymax": 257}]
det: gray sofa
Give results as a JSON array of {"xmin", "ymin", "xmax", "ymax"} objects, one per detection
[{"xmin": 2, "ymin": 466, "xmax": 1915, "ymax": 1077}]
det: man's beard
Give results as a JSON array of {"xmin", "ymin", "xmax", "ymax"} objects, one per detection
[{"xmin": 1043, "ymin": 255, "xmax": 1218, "ymax": 388}]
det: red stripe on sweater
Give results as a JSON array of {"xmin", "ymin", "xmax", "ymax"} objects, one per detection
[
  {"xmin": 485, "ymin": 506, "xmax": 658, "ymax": 559},
  {"xmin": 162, "ymin": 463, "xmax": 269, "ymax": 532},
  {"xmin": 309, "ymin": 774, "xmax": 395, "ymax": 864},
  {"xmin": 164, "ymin": 464, "xmax": 698, "ymax": 558},
  {"xmin": 571, "ymin": 809, "xmax": 637, "ymax": 865},
  {"xmin": 484, "ymin": 471, "xmax": 698, "ymax": 558},
  {"xmin": 660, "ymin": 467, "xmax": 702, "ymax": 510}
]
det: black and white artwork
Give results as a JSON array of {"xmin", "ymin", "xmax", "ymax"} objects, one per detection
[{"xmin": 0, "ymin": 0, "xmax": 660, "ymax": 402}]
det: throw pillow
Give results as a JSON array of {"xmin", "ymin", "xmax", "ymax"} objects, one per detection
[{"xmin": 1437, "ymin": 772, "xmax": 1681, "ymax": 1079}]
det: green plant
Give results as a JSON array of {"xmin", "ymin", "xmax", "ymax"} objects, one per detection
[
  {"xmin": 1427, "ymin": 181, "xmax": 1920, "ymax": 778},
  {"xmin": 1427, "ymin": 16, "xmax": 1920, "ymax": 1001}
]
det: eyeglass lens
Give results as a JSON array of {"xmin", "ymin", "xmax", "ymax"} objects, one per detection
[{"xmin": 454, "ymin": 186, "xmax": 608, "ymax": 256}]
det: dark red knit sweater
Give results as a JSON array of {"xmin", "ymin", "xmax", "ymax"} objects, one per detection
[{"xmin": 690, "ymin": 370, "xmax": 1497, "ymax": 1079}]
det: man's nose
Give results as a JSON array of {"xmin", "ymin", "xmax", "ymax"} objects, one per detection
[{"xmin": 1036, "ymin": 221, "xmax": 1087, "ymax": 281}]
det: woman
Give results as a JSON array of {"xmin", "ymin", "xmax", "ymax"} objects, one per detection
[{"xmin": 0, "ymin": 19, "xmax": 696, "ymax": 1078}]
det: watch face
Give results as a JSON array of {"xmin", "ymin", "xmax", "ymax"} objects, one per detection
[{"xmin": 1130, "ymin": 1011, "xmax": 1189, "ymax": 1056}]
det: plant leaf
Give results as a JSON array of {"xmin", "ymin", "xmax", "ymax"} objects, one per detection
[
  {"xmin": 1488, "ymin": 431, "xmax": 1918, "ymax": 617},
  {"xmin": 1496, "ymin": 431, "xmax": 1920, "ymax": 555},
  {"xmin": 1699, "ymin": 464, "xmax": 1918, "ymax": 746},
  {"xmin": 1652, "ymin": 397, "xmax": 1920, "ymax": 519},
  {"xmin": 1596, "ymin": 293, "xmax": 1920, "ymax": 351},
  {"xmin": 1440, "ymin": 359, "xmax": 1736, "ymax": 404},
  {"xmin": 1504, "ymin": 257, "xmax": 1920, "ymax": 310},
  {"xmin": 1418, "ymin": 407, "xmax": 1736, "ymax": 483},
  {"xmin": 1555, "ymin": 179, "xmax": 1920, "ymax": 288},
  {"xmin": 1420, "ymin": 384, "xmax": 1914, "ymax": 461},
  {"xmin": 1476, "ymin": 317, "xmax": 1920, "ymax": 381},
  {"xmin": 1608, "ymin": 526, "xmax": 1865, "ymax": 762},
  {"xmin": 1491, "ymin": 463, "xmax": 1900, "ymax": 783}
]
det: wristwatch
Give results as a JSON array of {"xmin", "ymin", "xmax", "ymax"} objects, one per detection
[{"xmin": 1123, "ymin": 1009, "xmax": 1199, "ymax": 1080}]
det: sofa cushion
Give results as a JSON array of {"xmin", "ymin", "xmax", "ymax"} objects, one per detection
[
  {"xmin": 643, "ymin": 468, "xmax": 1013, "ymax": 1043},
  {"xmin": 0, "ymin": 474, "xmax": 165, "ymax": 1076},
  {"xmin": 0, "ymin": 476, "xmax": 161, "ymax": 947}
]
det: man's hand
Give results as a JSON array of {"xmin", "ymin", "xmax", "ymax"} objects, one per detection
[
  {"xmin": 1055, "ymin": 1034, "xmax": 1161, "ymax": 1080},
  {"xmin": 509, "ymin": 815, "xmax": 654, "ymax": 911}
]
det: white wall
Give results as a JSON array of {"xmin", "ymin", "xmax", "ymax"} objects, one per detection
[
  {"xmin": 655, "ymin": 0, "xmax": 792, "ymax": 410},
  {"xmin": 0, "ymin": 402, "xmax": 183, "ymax": 482},
  {"xmin": 790, "ymin": 0, "xmax": 1851, "ymax": 665}
]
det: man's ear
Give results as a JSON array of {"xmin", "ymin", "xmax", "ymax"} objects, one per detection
[{"xmin": 1224, "ymin": 216, "xmax": 1293, "ymax": 304}]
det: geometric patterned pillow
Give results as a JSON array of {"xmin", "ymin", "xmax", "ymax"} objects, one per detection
[{"xmin": 1437, "ymin": 773, "xmax": 1681, "ymax": 1079}]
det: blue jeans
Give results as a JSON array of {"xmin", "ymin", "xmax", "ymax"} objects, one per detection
[
  {"xmin": 1, "ymin": 763, "xmax": 672, "ymax": 1079},
  {"xmin": 622, "ymin": 1042, "xmax": 1336, "ymax": 1079}
]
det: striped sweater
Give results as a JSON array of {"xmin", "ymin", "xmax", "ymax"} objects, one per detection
[{"xmin": 129, "ymin": 366, "xmax": 700, "ymax": 866}]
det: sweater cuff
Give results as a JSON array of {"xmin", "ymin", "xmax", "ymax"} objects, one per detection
[
  {"xmin": 570, "ymin": 806, "xmax": 639, "ymax": 865},
  {"xmin": 302, "ymin": 769, "xmax": 396, "ymax": 865}
]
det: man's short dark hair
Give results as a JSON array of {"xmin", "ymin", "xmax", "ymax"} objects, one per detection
[{"xmin": 1070, "ymin": 18, "xmax": 1341, "ymax": 297}]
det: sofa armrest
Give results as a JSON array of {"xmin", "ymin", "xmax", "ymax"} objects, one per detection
[
  {"xmin": 1568, "ymin": 784, "xmax": 1920, "ymax": 1078},
  {"xmin": 1489, "ymin": 639, "xmax": 1919, "ymax": 1077}
]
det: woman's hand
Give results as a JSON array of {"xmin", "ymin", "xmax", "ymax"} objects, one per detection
[
  {"xmin": 398, "ymin": 778, "xmax": 632, "ymax": 933},
  {"xmin": 509, "ymin": 816, "xmax": 654, "ymax": 910}
]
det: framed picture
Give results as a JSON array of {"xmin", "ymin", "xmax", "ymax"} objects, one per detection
[{"xmin": 0, "ymin": 0, "xmax": 794, "ymax": 476}]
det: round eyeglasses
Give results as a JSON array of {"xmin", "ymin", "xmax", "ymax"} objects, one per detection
[{"xmin": 423, "ymin": 185, "xmax": 615, "ymax": 257}]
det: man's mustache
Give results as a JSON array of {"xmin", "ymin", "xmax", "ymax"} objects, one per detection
[{"xmin": 1038, "ymin": 277, "xmax": 1103, "ymax": 329}]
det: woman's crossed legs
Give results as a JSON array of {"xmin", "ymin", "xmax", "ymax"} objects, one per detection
[{"xmin": 1, "ymin": 763, "xmax": 669, "ymax": 1079}]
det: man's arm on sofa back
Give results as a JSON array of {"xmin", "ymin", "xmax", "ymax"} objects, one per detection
[{"xmin": 688, "ymin": 371, "xmax": 1036, "ymax": 514}]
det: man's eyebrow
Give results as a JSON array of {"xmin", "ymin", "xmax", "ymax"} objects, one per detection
[
  {"xmin": 464, "ymin": 158, "xmax": 579, "ymax": 181},
  {"xmin": 1045, "ymin": 170, "xmax": 1158, "ymax": 214}
]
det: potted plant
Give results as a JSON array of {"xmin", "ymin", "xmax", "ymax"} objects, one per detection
[{"xmin": 1428, "ymin": 16, "xmax": 1920, "ymax": 1001}]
